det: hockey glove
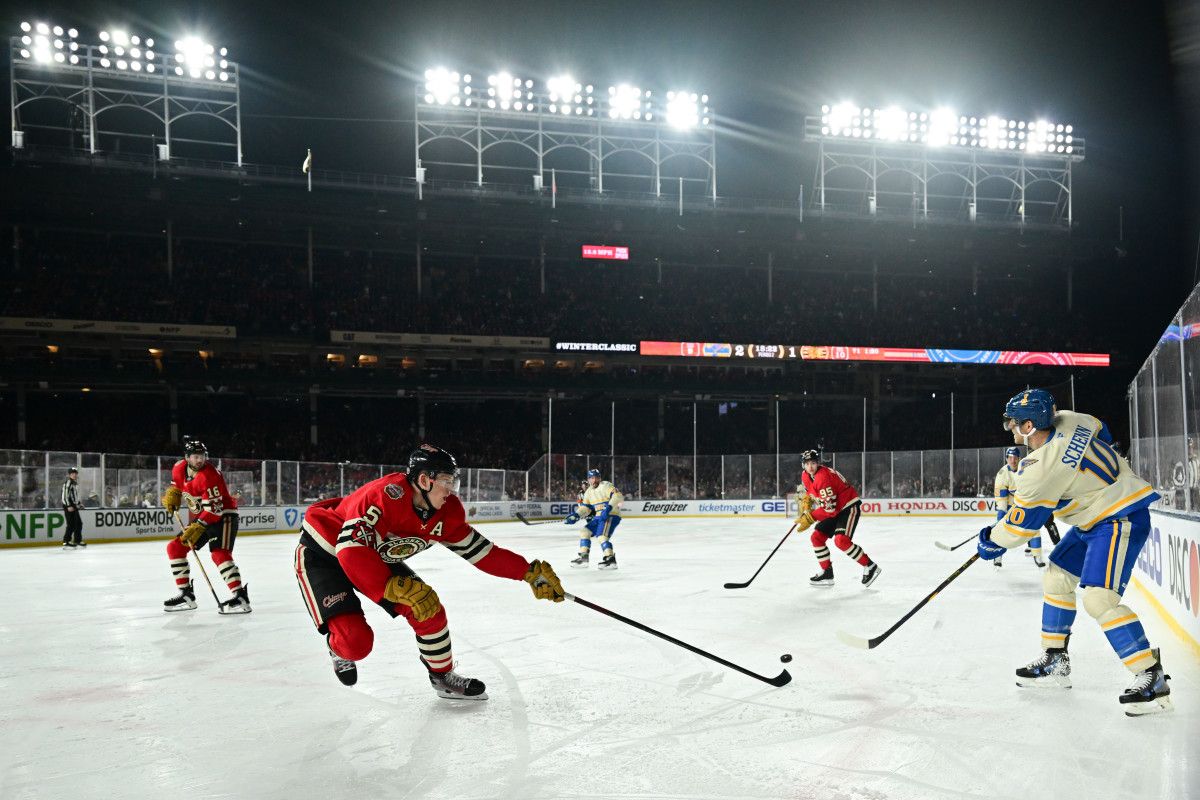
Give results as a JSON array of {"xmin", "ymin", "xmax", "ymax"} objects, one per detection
[
  {"xmin": 796, "ymin": 510, "xmax": 816, "ymax": 532},
  {"xmin": 798, "ymin": 494, "xmax": 816, "ymax": 514},
  {"xmin": 180, "ymin": 520, "xmax": 209, "ymax": 549},
  {"xmin": 162, "ymin": 485, "xmax": 183, "ymax": 514},
  {"xmin": 592, "ymin": 502, "xmax": 611, "ymax": 526},
  {"xmin": 383, "ymin": 576, "xmax": 442, "ymax": 622},
  {"xmin": 1045, "ymin": 519, "xmax": 1061, "ymax": 545},
  {"xmin": 524, "ymin": 560, "xmax": 565, "ymax": 602},
  {"xmin": 564, "ymin": 512, "xmax": 580, "ymax": 525},
  {"xmin": 976, "ymin": 527, "xmax": 1007, "ymax": 561}
]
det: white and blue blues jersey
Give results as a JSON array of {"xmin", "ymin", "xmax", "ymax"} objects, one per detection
[{"xmin": 990, "ymin": 410, "xmax": 1159, "ymax": 548}]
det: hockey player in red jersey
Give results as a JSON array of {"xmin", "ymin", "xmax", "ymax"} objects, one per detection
[
  {"xmin": 160, "ymin": 439, "xmax": 251, "ymax": 613},
  {"xmin": 294, "ymin": 444, "xmax": 565, "ymax": 699},
  {"xmin": 797, "ymin": 449, "xmax": 882, "ymax": 588}
]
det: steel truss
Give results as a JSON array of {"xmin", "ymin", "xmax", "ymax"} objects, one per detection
[
  {"xmin": 9, "ymin": 39, "xmax": 242, "ymax": 164},
  {"xmin": 804, "ymin": 117, "xmax": 1083, "ymax": 228},
  {"xmin": 416, "ymin": 97, "xmax": 716, "ymax": 200}
]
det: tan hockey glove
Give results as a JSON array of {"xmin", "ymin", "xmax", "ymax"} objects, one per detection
[
  {"xmin": 799, "ymin": 493, "xmax": 815, "ymax": 514},
  {"xmin": 796, "ymin": 510, "xmax": 816, "ymax": 532},
  {"xmin": 180, "ymin": 520, "xmax": 208, "ymax": 548},
  {"xmin": 524, "ymin": 560, "xmax": 565, "ymax": 602},
  {"xmin": 162, "ymin": 485, "xmax": 183, "ymax": 514},
  {"xmin": 383, "ymin": 576, "xmax": 442, "ymax": 621}
]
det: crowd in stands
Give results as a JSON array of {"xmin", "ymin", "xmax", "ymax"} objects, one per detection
[{"xmin": 1, "ymin": 229, "xmax": 1114, "ymax": 353}]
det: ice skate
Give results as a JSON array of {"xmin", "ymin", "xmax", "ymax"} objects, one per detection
[
  {"xmin": 809, "ymin": 567, "xmax": 834, "ymax": 587},
  {"xmin": 429, "ymin": 668, "xmax": 488, "ymax": 701},
  {"xmin": 76, "ymin": 541, "xmax": 86, "ymax": 547},
  {"xmin": 62, "ymin": 542, "xmax": 76, "ymax": 549},
  {"xmin": 328, "ymin": 638, "xmax": 358, "ymax": 686},
  {"xmin": 994, "ymin": 556, "xmax": 1003, "ymax": 568},
  {"xmin": 163, "ymin": 582, "xmax": 197, "ymax": 612},
  {"xmin": 570, "ymin": 554, "xmax": 589, "ymax": 569},
  {"xmin": 1015, "ymin": 646, "xmax": 1071, "ymax": 688},
  {"xmin": 598, "ymin": 554, "xmax": 618, "ymax": 570},
  {"xmin": 1032, "ymin": 555, "xmax": 1046, "ymax": 568},
  {"xmin": 1120, "ymin": 649, "xmax": 1173, "ymax": 716},
  {"xmin": 220, "ymin": 585, "xmax": 252, "ymax": 614},
  {"xmin": 861, "ymin": 562, "xmax": 881, "ymax": 587}
]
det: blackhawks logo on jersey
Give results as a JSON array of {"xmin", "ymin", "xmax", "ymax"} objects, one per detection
[{"xmin": 376, "ymin": 535, "xmax": 431, "ymax": 563}]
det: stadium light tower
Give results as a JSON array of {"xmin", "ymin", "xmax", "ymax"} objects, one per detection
[
  {"xmin": 805, "ymin": 101, "xmax": 1083, "ymax": 227},
  {"xmin": 10, "ymin": 19, "xmax": 242, "ymax": 164},
  {"xmin": 415, "ymin": 66, "xmax": 716, "ymax": 202}
]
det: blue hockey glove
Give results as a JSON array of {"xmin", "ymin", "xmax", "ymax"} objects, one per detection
[
  {"xmin": 592, "ymin": 502, "xmax": 610, "ymax": 524},
  {"xmin": 977, "ymin": 527, "xmax": 1006, "ymax": 561},
  {"xmin": 564, "ymin": 512, "xmax": 580, "ymax": 525}
]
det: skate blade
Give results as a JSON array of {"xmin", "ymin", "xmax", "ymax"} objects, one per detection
[
  {"xmin": 1124, "ymin": 695, "xmax": 1173, "ymax": 716},
  {"xmin": 863, "ymin": 567, "xmax": 882, "ymax": 588},
  {"xmin": 809, "ymin": 582, "xmax": 835, "ymax": 588},
  {"xmin": 598, "ymin": 564, "xmax": 618, "ymax": 570},
  {"xmin": 570, "ymin": 563, "xmax": 589, "ymax": 569},
  {"xmin": 218, "ymin": 605, "xmax": 252, "ymax": 615},
  {"xmin": 1016, "ymin": 676, "xmax": 1071, "ymax": 689},
  {"xmin": 436, "ymin": 690, "xmax": 489, "ymax": 701},
  {"xmin": 163, "ymin": 603, "xmax": 197, "ymax": 612}
]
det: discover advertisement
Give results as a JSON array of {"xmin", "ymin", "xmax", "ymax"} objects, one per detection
[{"xmin": 1136, "ymin": 510, "xmax": 1200, "ymax": 653}]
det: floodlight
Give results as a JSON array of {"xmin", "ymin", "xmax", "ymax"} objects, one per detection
[
  {"xmin": 665, "ymin": 90, "xmax": 700, "ymax": 129},
  {"xmin": 425, "ymin": 66, "xmax": 461, "ymax": 104},
  {"xmin": 926, "ymin": 107, "xmax": 956, "ymax": 146},
  {"xmin": 20, "ymin": 21, "xmax": 31, "ymax": 32},
  {"xmin": 175, "ymin": 36, "xmax": 226, "ymax": 80},
  {"xmin": 36, "ymin": 22, "xmax": 49, "ymax": 35},
  {"xmin": 826, "ymin": 102, "xmax": 856, "ymax": 135},
  {"xmin": 874, "ymin": 106, "xmax": 907, "ymax": 141},
  {"xmin": 608, "ymin": 84, "xmax": 643, "ymax": 119}
]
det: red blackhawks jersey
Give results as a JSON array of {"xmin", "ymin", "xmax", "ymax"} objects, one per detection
[
  {"xmin": 300, "ymin": 473, "xmax": 530, "ymax": 605},
  {"xmin": 800, "ymin": 465, "xmax": 859, "ymax": 520},
  {"xmin": 171, "ymin": 459, "xmax": 239, "ymax": 525}
]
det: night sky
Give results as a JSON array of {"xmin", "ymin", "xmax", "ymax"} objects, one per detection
[{"xmin": 7, "ymin": 1, "xmax": 1196, "ymax": 289}]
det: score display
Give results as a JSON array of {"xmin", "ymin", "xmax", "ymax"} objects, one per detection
[{"xmin": 638, "ymin": 341, "xmax": 1110, "ymax": 367}]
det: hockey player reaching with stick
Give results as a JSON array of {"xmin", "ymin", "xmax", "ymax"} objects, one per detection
[
  {"xmin": 797, "ymin": 450, "xmax": 881, "ymax": 588},
  {"xmin": 161, "ymin": 439, "xmax": 250, "ymax": 613},
  {"xmin": 976, "ymin": 389, "xmax": 1172, "ymax": 715},
  {"xmin": 294, "ymin": 444, "xmax": 565, "ymax": 699},
  {"xmin": 565, "ymin": 468, "xmax": 623, "ymax": 570},
  {"xmin": 993, "ymin": 446, "xmax": 1057, "ymax": 569}
]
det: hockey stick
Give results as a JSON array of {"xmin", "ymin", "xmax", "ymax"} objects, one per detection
[
  {"xmin": 565, "ymin": 593, "xmax": 792, "ymax": 687},
  {"xmin": 836, "ymin": 553, "xmax": 980, "ymax": 650},
  {"xmin": 724, "ymin": 522, "xmax": 797, "ymax": 589},
  {"xmin": 172, "ymin": 511, "xmax": 226, "ymax": 610},
  {"xmin": 515, "ymin": 512, "xmax": 559, "ymax": 526},
  {"xmin": 935, "ymin": 533, "xmax": 977, "ymax": 551}
]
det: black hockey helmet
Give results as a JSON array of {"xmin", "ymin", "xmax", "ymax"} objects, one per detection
[
  {"xmin": 183, "ymin": 438, "xmax": 209, "ymax": 457},
  {"xmin": 406, "ymin": 444, "xmax": 459, "ymax": 482},
  {"xmin": 801, "ymin": 449, "xmax": 821, "ymax": 464}
]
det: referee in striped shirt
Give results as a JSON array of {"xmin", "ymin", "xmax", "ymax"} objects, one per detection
[{"xmin": 61, "ymin": 468, "xmax": 85, "ymax": 548}]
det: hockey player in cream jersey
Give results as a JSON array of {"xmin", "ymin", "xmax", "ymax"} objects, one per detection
[
  {"xmin": 993, "ymin": 447, "xmax": 1049, "ymax": 569},
  {"xmin": 565, "ymin": 468, "xmax": 623, "ymax": 570},
  {"xmin": 976, "ymin": 389, "xmax": 1172, "ymax": 715}
]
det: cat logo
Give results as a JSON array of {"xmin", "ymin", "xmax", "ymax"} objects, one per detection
[
  {"xmin": 426, "ymin": 520, "xmax": 444, "ymax": 538},
  {"xmin": 376, "ymin": 536, "xmax": 431, "ymax": 563},
  {"xmin": 384, "ymin": 483, "xmax": 405, "ymax": 500}
]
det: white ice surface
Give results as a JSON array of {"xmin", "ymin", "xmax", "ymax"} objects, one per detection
[{"xmin": 1, "ymin": 517, "xmax": 1196, "ymax": 800}]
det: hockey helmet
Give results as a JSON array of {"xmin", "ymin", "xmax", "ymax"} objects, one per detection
[
  {"xmin": 1004, "ymin": 446, "xmax": 1021, "ymax": 459},
  {"xmin": 183, "ymin": 438, "xmax": 209, "ymax": 457},
  {"xmin": 406, "ymin": 444, "xmax": 460, "ymax": 483},
  {"xmin": 801, "ymin": 449, "xmax": 821, "ymax": 464},
  {"xmin": 586, "ymin": 468, "xmax": 602, "ymax": 479},
  {"xmin": 1003, "ymin": 389, "xmax": 1056, "ymax": 431}
]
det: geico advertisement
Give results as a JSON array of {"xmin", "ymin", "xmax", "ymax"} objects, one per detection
[{"xmin": 1140, "ymin": 512, "xmax": 1200, "ymax": 645}]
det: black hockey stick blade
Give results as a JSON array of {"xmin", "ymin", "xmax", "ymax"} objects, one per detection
[
  {"xmin": 835, "ymin": 552, "xmax": 981, "ymax": 650},
  {"xmin": 516, "ymin": 512, "xmax": 555, "ymax": 526},
  {"xmin": 935, "ymin": 534, "xmax": 976, "ymax": 552},
  {"xmin": 723, "ymin": 522, "xmax": 797, "ymax": 590},
  {"xmin": 566, "ymin": 593, "xmax": 791, "ymax": 687}
]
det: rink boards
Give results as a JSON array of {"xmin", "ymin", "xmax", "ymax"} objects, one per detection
[{"xmin": 4, "ymin": 499, "xmax": 1196, "ymax": 652}]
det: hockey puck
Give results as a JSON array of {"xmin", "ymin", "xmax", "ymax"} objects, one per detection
[{"xmin": 780, "ymin": 654, "xmax": 793, "ymax": 663}]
